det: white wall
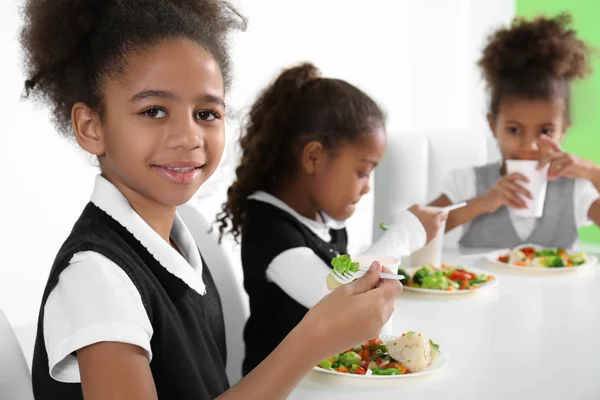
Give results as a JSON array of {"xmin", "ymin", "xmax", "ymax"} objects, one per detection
[{"xmin": 0, "ymin": 0, "xmax": 514, "ymax": 365}]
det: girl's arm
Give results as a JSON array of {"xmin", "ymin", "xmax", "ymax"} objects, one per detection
[
  {"xmin": 537, "ymin": 135, "xmax": 600, "ymax": 227},
  {"xmin": 78, "ymin": 343, "xmax": 158, "ymax": 400},
  {"xmin": 585, "ymin": 168, "xmax": 600, "ymax": 226},
  {"xmin": 217, "ymin": 321, "xmax": 317, "ymax": 399},
  {"xmin": 75, "ymin": 330, "xmax": 315, "ymax": 400},
  {"xmin": 220, "ymin": 265, "xmax": 398, "ymax": 400},
  {"xmin": 77, "ymin": 264, "xmax": 399, "ymax": 400},
  {"xmin": 76, "ymin": 328, "xmax": 316, "ymax": 400},
  {"xmin": 429, "ymin": 194, "xmax": 493, "ymax": 232}
]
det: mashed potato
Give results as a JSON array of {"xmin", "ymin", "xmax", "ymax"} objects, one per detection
[{"xmin": 386, "ymin": 332, "xmax": 437, "ymax": 372}]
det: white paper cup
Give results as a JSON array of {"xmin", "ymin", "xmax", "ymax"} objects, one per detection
[
  {"xmin": 505, "ymin": 160, "xmax": 549, "ymax": 218},
  {"xmin": 409, "ymin": 219, "xmax": 446, "ymax": 267},
  {"xmin": 352, "ymin": 254, "xmax": 400, "ymax": 274}
]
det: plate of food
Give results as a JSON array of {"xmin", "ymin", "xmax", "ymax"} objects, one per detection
[
  {"xmin": 314, "ymin": 331, "xmax": 448, "ymax": 379},
  {"xmin": 486, "ymin": 244, "xmax": 597, "ymax": 272},
  {"xmin": 400, "ymin": 264, "xmax": 498, "ymax": 294}
]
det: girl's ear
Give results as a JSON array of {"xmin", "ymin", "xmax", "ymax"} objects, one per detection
[
  {"xmin": 487, "ymin": 113, "xmax": 498, "ymax": 138},
  {"xmin": 72, "ymin": 102, "xmax": 106, "ymax": 156},
  {"xmin": 302, "ymin": 140, "xmax": 325, "ymax": 174}
]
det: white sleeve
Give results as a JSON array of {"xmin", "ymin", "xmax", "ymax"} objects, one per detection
[
  {"xmin": 265, "ymin": 247, "xmax": 332, "ymax": 309},
  {"xmin": 574, "ymin": 179, "xmax": 600, "ymax": 228},
  {"xmin": 440, "ymin": 168, "xmax": 477, "ymax": 203},
  {"xmin": 44, "ymin": 251, "xmax": 153, "ymax": 383},
  {"xmin": 363, "ymin": 210, "xmax": 427, "ymax": 257}
]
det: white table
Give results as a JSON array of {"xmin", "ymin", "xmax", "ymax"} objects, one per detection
[{"xmin": 289, "ymin": 246, "xmax": 600, "ymax": 400}]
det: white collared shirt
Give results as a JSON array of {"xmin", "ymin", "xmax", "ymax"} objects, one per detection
[
  {"xmin": 247, "ymin": 191, "xmax": 426, "ymax": 309},
  {"xmin": 44, "ymin": 175, "xmax": 205, "ymax": 383}
]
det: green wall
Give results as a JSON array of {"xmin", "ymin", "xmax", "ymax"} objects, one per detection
[{"xmin": 517, "ymin": 0, "xmax": 600, "ymax": 243}]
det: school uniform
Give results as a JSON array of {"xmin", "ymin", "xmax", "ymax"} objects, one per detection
[
  {"xmin": 241, "ymin": 191, "xmax": 426, "ymax": 375},
  {"xmin": 442, "ymin": 162, "xmax": 600, "ymax": 248},
  {"xmin": 32, "ymin": 175, "xmax": 229, "ymax": 399}
]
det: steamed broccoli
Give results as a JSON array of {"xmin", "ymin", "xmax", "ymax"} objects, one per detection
[
  {"xmin": 536, "ymin": 249, "xmax": 557, "ymax": 257},
  {"xmin": 412, "ymin": 266, "xmax": 433, "ymax": 285},
  {"xmin": 331, "ymin": 255, "xmax": 359, "ymax": 274},
  {"xmin": 421, "ymin": 274, "xmax": 451, "ymax": 290},
  {"xmin": 543, "ymin": 256, "xmax": 566, "ymax": 268},
  {"xmin": 397, "ymin": 268, "xmax": 409, "ymax": 285}
]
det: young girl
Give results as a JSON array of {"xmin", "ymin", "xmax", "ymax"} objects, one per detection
[
  {"xmin": 22, "ymin": 1, "xmax": 402, "ymax": 399},
  {"xmin": 217, "ymin": 63, "xmax": 446, "ymax": 374},
  {"xmin": 431, "ymin": 13, "xmax": 600, "ymax": 249}
]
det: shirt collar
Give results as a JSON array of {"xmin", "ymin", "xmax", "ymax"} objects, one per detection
[
  {"xmin": 90, "ymin": 175, "xmax": 206, "ymax": 295},
  {"xmin": 247, "ymin": 191, "xmax": 346, "ymax": 242}
]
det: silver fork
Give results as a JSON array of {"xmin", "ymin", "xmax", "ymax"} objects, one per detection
[{"xmin": 330, "ymin": 269, "xmax": 405, "ymax": 285}]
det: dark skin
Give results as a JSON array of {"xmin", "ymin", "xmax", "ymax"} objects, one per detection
[
  {"xmin": 431, "ymin": 96, "xmax": 600, "ymax": 231},
  {"xmin": 276, "ymin": 128, "xmax": 387, "ymax": 223},
  {"xmin": 70, "ymin": 38, "xmax": 402, "ymax": 400}
]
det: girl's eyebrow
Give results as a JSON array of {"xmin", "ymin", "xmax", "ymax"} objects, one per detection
[
  {"xmin": 360, "ymin": 159, "xmax": 378, "ymax": 166},
  {"xmin": 130, "ymin": 89, "xmax": 179, "ymax": 103},
  {"xmin": 130, "ymin": 90, "xmax": 225, "ymax": 107}
]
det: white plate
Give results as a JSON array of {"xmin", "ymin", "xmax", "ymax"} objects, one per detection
[
  {"xmin": 484, "ymin": 245, "xmax": 598, "ymax": 272},
  {"xmin": 402, "ymin": 266, "xmax": 498, "ymax": 294},
  {"xmin": 312, "ymin": 335, "xmax": 449, "ymax": 379}
]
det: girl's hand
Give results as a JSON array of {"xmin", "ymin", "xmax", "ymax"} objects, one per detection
[
  {"xmin": 408, "ymin": 205, "xmax": 448, "ymax": 244},
  {"xmin": 303, "ymin": 262, "xmax": 401, "ymax": 360},
  {"xmin": 482, "ymin": 173, "xmax": 532, "ymax": 212},
  {"xmin": 537, "ymin": 135, "xmax": 598, "ymax": 181}
]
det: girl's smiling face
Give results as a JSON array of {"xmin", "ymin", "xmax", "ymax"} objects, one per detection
[{"xmin": 74, "ymin": 38, "xmax": 226, "ymax": 208}]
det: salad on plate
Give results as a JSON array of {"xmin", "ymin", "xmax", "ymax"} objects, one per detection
[
  {"xmin": 497, "ymin": 246, "xmax": 587, "ymax": 268},
  {"xmin": 402, "ymin": 264, "xmax": 496, "ymax": 292},
  {"xmin": 316, "ymin": 331, "xmax": 440, "ymax": 376}
]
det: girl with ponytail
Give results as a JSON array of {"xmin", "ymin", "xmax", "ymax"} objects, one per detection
[{"xmin": 218, "ymin": 63, "xmax": 446, "ymax": 374}]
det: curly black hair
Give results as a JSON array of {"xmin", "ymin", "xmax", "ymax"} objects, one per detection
[
  {"xmin": 216, "ymin": 63, "xmax": 386, "ymax": 242},
  {"xmin": 478, "ymin": 12, "xmax": 592, "ymax": 120},
  {"xmin": 20, "ymin": 0, "xmax": 246, "ymax": 139}
]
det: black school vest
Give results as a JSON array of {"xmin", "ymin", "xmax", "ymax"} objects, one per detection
[
  {"xmin": 241, "ymin": 200, "xmax": 348, "ymax": 375},
  {"xmin": 32, "ymin": 203, "xmax": 229, "ymax": 399}
]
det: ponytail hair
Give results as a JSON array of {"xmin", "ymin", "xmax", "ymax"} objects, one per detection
[{"xmin": 217, "ymin": 62, "xmax": 385, "ymax": 242}]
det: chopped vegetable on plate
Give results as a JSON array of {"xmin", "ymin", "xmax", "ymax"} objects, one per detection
[
  {"xmin": 316, "ymin": 332, "xmax": 440, "ymax": 376},
  {"xmin": 497, "ymin": 246, "xmax": 587, "ymax": 268},
  {"xmin": 406, "ymin": 264, "xmax": 495, "ymax": 291}
]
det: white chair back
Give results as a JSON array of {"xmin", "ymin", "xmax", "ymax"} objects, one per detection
[
  {"xmin": 373, "ymin": 130, "xmax": 500, "ymax": 246},
  {"xmin": 0, "ymin": 308, "xmax": 34, "ymax": 400},
  {"xmin": 178, "ymin": 203, "xmax": 249, "ymax": 385}
]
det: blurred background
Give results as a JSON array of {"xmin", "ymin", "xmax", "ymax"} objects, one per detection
[{"xmin": 1, "ymin": 0, "xmax": 598, "ymax": 366}]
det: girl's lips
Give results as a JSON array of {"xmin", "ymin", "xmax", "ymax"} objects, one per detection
[{"xmin": 152, "ymin": 164, "xmax": 203, "ymax": 185}]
